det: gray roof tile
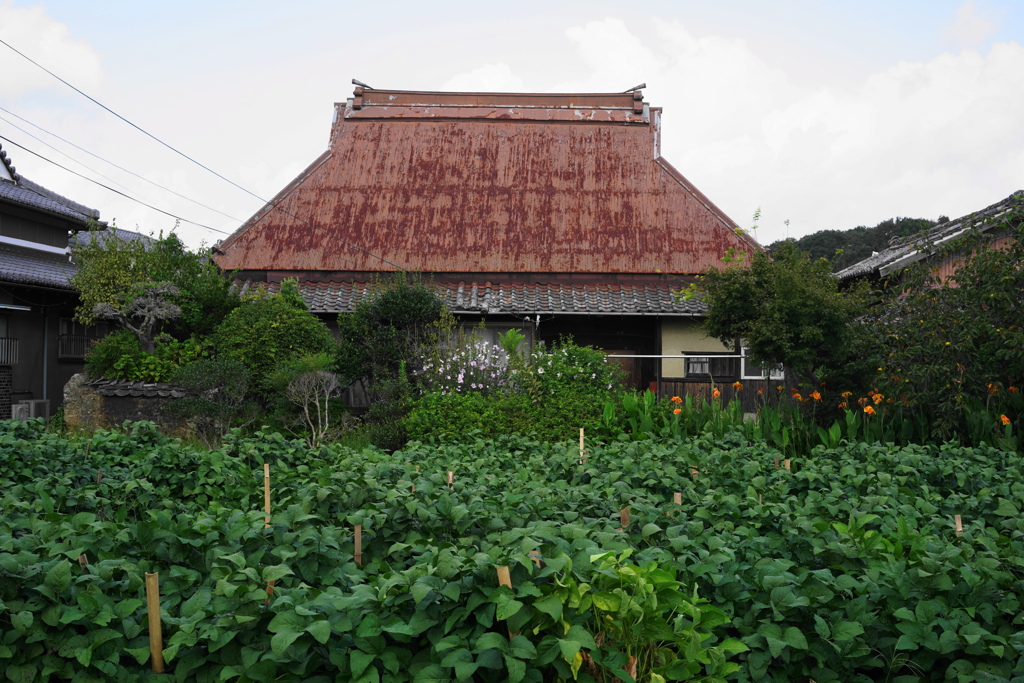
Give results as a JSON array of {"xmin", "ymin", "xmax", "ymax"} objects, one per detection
[
  {"xmin": 836, "ymin": 190, "xmax": 1024, "ymax": 280},
  {"xmin": 237, "ymin": 279, "xmax": 707, "ymax": 316},
  {"xmin": 0, "ymin": 243, "xmax": 76, "ymax": 289}
]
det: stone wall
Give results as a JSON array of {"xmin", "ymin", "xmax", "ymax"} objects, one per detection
[{"xmin": 63, "ymin": 373, "xmax": 190, "ymax": 435}]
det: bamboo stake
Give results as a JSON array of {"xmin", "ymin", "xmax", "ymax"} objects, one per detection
[
  {"xmin": 690, "ymin": 464, "xmax": 698, "ymax": 479},
  {"xmin": 78, "ymin": 553, "xmax": 88, "ymax": 569},
  {"xmin": 955, "ymin": 514, "xmax": 963, "ymax": 536},
  {"xmin": 263, "ymin": 464, "xmax": 271, "ymax": 528},
  {"xmin": 783, "ymin": 459, "xmax": 791, "ymax": 471},
  {"xmin": 96, "ymin": 469, "xmax": 103, "ymax": 485},
  {"xmin": 673, "ymin": 492, "xmax": 682, "ymax": 505},
  {"xmin": 354, "ymin": 524, "xmax": 363, "ymax": 566},
  {"xmin": 496, "ymin": 566, "xmax": 512, "ymax": 588},
  {"xmin": 758, "ymin": 493, "xmax": 763, "ymax": 505},
  {"xmin": 528, "ymin": 549, "xmax": 543, "ymax": 568},
  {"xmin": 145, "ymin": 573, "xmax": 164, "ymax": 673},
  {"xmin": 263, "ymin": 464, "xmax": 275, "ymax": 603},
  {"xmin": 774, "ymin": 457, "xmax": 780, "ymax": 469},
  {"xmin": 579, "ymin": 428, "xmax": 587, "ymax": 464},
  {"xmin": 619, "ymin": 507, "xmax": 631, "ymax": 530},
  {"xmin": 448, "ymin": 470, "xmax": 454, "ymax": 489}
]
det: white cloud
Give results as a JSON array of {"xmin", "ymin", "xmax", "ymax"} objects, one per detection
[
  {"xmin": 0, "ymin": 2, "xmax": 102, "ymax": 96},
  {"xmin": 443, "ymin": 63, "xmax": 525, "ymax": 92},
  {"xmin": 558, "ymin": 17, "xmax": 1024, "ymax": 243},
  {"xmin": 943, "ymin": 1, "xmax": 998, "ymax": 48}
]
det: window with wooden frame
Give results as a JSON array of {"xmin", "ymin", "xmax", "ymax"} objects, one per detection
[
  {"xmin": 684, "ymin": 353, "xmax": 739, "ymax": 380},
  {"xmin": 740, "ymin": 346, "xmax": 785, "ymax": 380}
]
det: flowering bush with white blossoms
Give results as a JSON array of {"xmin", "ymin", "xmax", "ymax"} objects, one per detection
[{"xmin": 415, "ymin": 337, "xmax": 512, "ymax": 396}]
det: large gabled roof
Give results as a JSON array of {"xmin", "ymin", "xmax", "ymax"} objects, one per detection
[
  {"xmin": 215, "ymin": 85, "xmax": 758, "ymax": 276},
  {"xmin": 836, "ymin": 190, "xmax": 1024, "ymax": 281}
]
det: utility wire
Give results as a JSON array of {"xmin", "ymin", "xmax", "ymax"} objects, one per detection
[
  {"xmin": 0, "ymin": 37, "xmax": 405, "ymax": 271},
  {"xmin": 0, "ymin": 105, "xmax": 243, "ymax": 223},
  {"xmin": 0, "ymin": 135, "xmax": 229, "ymax": 234},
  {"xmin": 0, "ymin": 112, "xmax": 138, "ymax": 195}
]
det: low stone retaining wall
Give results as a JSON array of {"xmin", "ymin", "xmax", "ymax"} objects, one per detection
[{"xmin": 63, "ymin": 373, "xmax": 189, "ymax": 435}]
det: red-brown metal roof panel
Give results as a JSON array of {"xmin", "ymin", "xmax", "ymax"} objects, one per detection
[{"xmin": 216, "ymin": 88, "xmax": 756, "ymax": 275}]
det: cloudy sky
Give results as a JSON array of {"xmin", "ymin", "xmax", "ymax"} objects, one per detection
[{"xmin": 1, "ymin": 0, "xmax": 1022, "ymax": 249}]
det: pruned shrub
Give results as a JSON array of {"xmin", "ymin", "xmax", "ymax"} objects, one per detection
[{"xmin": 211, "ymin": 284, "xmax": 335, "ymax": 402}]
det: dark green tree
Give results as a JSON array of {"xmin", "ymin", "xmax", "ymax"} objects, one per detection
[
  {"xmin": 695, "ymin": 242, "xmax": 873, "ymax": 387},
  {"xmin": 211, "ymin": 283, "xmax": 335, "ymax": 402},
  {"xmin": 335, "ymin": 274, "xmax": 447, "ymax": 387},
  {"xmin": 71, "ymin": 227, "xmax": 239, "ymax": 343},
  {"xmin": 874, "ymin": 195, "xmax": 1024, "ymax": 438}
]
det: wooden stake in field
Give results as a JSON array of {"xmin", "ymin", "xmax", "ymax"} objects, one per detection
[
  {"xmin": 673, "ymin": 492, "xmax": 682, "ymax": 505},
  {"xmin": 263, "ymin": 463, "xmax": 271, "ymax": 528},
  {"xmin": 774, "ymin": 456, "xmax": 780, "ymax": 469},
  {"xmin": 354, "ymin": 524, "xmax": 363, "ymax": 566},
  {"xmin": 783, "ymin": 459, "xmax": 791, "ymax": 471},
  {"xmin": 690, "ymin": 464, "xmax": 698, "ymax": 479},
  {"xmin": 528, "ymin": 549, "xmax": 543, "ymax": 568},
  {"xmin": 619, "ymin": 507, "xmax": 631, "ymax": 530},
  {"xmin": 263, "ymin": 464, "xmax": 275, "ymax": 604},
  {"xmin": 579, "ymin": 427, "xmax": 587, "ymax": 464},
  {"xmin": 448, "ymin": 470, "xmax": 454, "ymax": 489},
  {"xmin": 496, "ymin": 566, "xmax": 512, "ymax": 588},
  {"xmin": 144, "ymin": 572, "xmax": 165, "ymax": 673},
  {"xmin": 955, "ymin": 514, "xmax": 963, "ymax": 536}
]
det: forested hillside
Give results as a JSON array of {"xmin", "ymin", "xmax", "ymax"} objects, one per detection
[{"xmin": 768, "ymin": 215, "xmax": 944, "ymax": 272}]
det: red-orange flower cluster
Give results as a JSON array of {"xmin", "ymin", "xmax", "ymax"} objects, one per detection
[
  {"xmin": 671, "ymin": 396, "xmax": 683, "ymax": 404},
  {"xmin": 673, "ymin": 407, "xmax": 682, "ymax": 415},
  {"xmin": 809, "ymin": 391, "xmax": 822, "ymax": 401},
  {"xmin": 864, "ymin": 405, "xmax": 876, "ymax": 415},
  {"xmin": 733, "ymin": 381, "xmax": 743, "ymax": 391},
  {"xmin": 1001, "ymin": 414, "xmax": 1012, "ymax": 426},
  {"xmin": 712, "ymin": 388, "xmax": 721, "ymax": 399}
]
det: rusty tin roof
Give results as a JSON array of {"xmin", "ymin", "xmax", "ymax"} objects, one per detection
[{"xmin": 215, "ymin": 86, "xmax": 757, "ymax": 275}]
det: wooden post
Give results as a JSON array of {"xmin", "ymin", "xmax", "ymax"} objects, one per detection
[
  {"xmin": 96, "ymin": 469, "xmax": 103, "ymax": 485},
  {"xmin": 579, "ymin": 428, "xmax": 587, "ymax": 464},
  {"xmin": 758, "ymin": 493, "xmax": 763, "ymax": 505},
  {"xmin": 263, "ymin": 463, "xmax": 271, "ymax": 528},
  {"xmin": 528, "ymin": 549, "xmax": 543, "ymax": 568},
  {"xmin": 145, "ymin": 573, "xmax": 165, "ymax": 673},
  {"xmin": 690, "ymin": 464, "xmax": 698, "ymax": 479},
  {"xmin": 955, "ymin": 514, "xmax": 963, "ymax": 536},
  {"xmin": 78, "ymin": 553, "xmax": 88, "ymax": 568},
  {"xmin": 263, "ymin": 464, "xmax": 275, "ymax": 603},
  {"xmin": 354, "ymin": 524, "xmax": 363, "ymax": 566},
  {"xmin": 496, "ymin": 566, "xmax": 512, "ymax": 588},
  {"xmin": 673, "ymin": 492, "xmax": 682, "ymax": 505},
  {"xmin": 619, "ymin": 507, "xmax": 631, "ymax": 530},
  {"xmin": 783, "ymin": 459, "xmax": 791, "ymax": 471},
  {"xmin": 447, "ymin": 471, "xmax": 454, "ymax": 489},
  {"xmin": 773, "ymin": 457, "xmax": 780, "ymax": 469}
]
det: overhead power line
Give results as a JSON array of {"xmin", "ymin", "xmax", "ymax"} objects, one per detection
[
  {"xmin": 0, "ymin": 135, "xmax": 229, "ymax": 234},
  {"xmin": 0, "ymin": 37, "xmax": 405, "ymax": 271},
  {"xmin": 0, "ymin": 105, "xmax": 243, "ymax": 223}
]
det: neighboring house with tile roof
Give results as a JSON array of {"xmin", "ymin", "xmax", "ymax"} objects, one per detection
[
  {"xmin": 0, "ymin": 141, "xmax": 110, "ymax": 418},
  {"xmin": 215, "ymin": 85, "xmax": 770, "ymax": 395},
  {"xmin": 836, "ymin": 190, "xmax": 1024, "ymax": 285}
]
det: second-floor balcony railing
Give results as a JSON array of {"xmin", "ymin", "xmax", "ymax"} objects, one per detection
[
  {"xmin": 58, "ymin": 334, "xmax": 100, "ymax": 360},
  {"xmin": 0, "ymin": 337, "xmax": 18, "ymax": 366}
]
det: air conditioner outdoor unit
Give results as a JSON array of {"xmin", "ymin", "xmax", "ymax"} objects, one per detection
[
  {"xmin": 23, "ymin": 399, "xmax": 50, "ymax": 419},
  {"xmin": 10, "ymin": 403, "xmax": 29, "ymax": 421}
]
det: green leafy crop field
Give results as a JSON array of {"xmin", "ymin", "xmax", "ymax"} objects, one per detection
[{"xmin": 2, "ymin": 420, "xmax": 1024, "ymax": 682}]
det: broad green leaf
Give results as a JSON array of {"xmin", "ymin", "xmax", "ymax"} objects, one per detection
[
  {"xmin": 832, "ymin": 621, "xmax": 865, "ymax": 642},
  {"xmin": 262, "ymin": 564, "xmax": 294, "ymax": 583},
  {"xmin": 307, "ymin": 620, "xmax": 331, "ymax": 644},
  {"xmin": 532, "ymin": 595, "xmax": 563, "ymax": 621},
  {"xmin": 271, "ymin": 630, "xmax": 302, "ymax": 657},
  {"xmin": 45, "ymin": 561, "xmax": 72, "ymax": 598}
]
